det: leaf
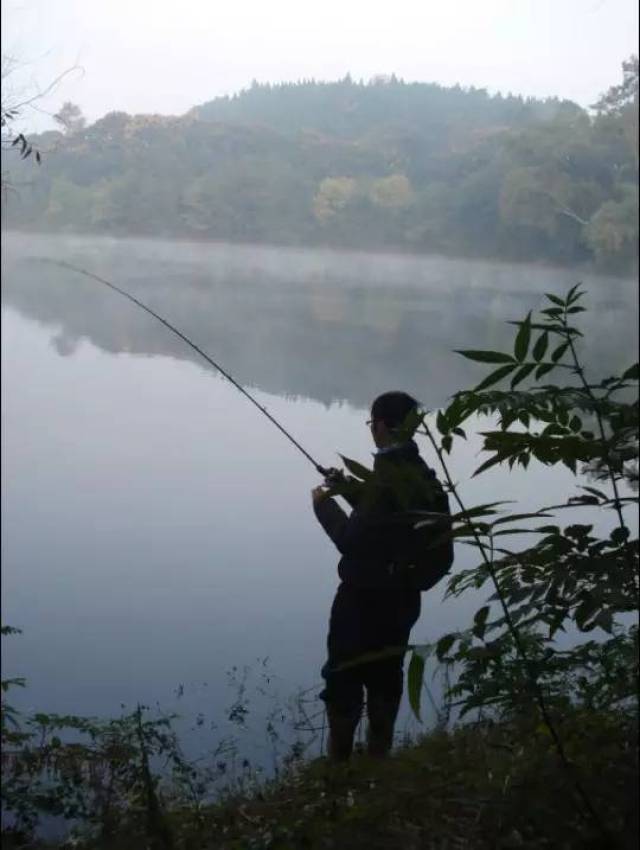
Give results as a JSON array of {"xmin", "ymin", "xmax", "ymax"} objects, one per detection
[
  {"xmin": 436, "ymin": 409, "xmax": 448, "ymax": 435},
  {"xmin": 610, "ymin": 526, "xmax": 630, "ymax": 545},
  {"xmin": 567, "ymin": 306, "xmax": 586, "ymax": 314},
  {"xmin": 1, "ymin": 677, "xmax": 26, "ymax": 691},
  {"xmin": 473, "ymin": 606, "xmax": 490, "ymax": 639},
  {"xmin": 566, "ymin": 284, "xmax": 582, "ymax": 303},
  {"xmin": 535, "ymin": 363, "xmax": 555, "ymax": 380},
  {"xmin": 622, "ymin": 363, "xmax": 639, "ymax": 381},
  {"xmin": 545, "ymin": 293, "xmax": 565, "ymax": 306},
  {"xmin": 473, "ymin": 452, "xmax": 513, "ymax": 477},
  {"xmin": 490, "ymin": 512, "xmax": 553, "ymax": 526},
  {"xmin": 514, "ymin": 312, "xmax": 532, "ymax": 362},
  {"xmin": 575, "ymin": 597, "xmax": 599, "ymax": 631},
  {"xmin": 466, "ymin": 645, "xmax": 499, "ymax": 661},
  {"xmin": 532, "ymin": 331, "xmax": 549, "ymax": 362},
  {"xmin": 339, "ymin": 455, "xmax": 372, "ymax": 480},
  {"xmin": 435, "ymin": 633, "xmax": 457, "ymax": 661},
  {"xmin": 579, "ymin": 486, "xmax": 608, "ymax": 501},
  {"xmin": 452, "ymin": 427, "xmax": 466, "ymax": 439},
  {"xmin": 510, "ymin": 363, "xmax": 536, "ymax": 389},
  {"xmin": 408, "ymin": 652, "xmax": 425, "ymax": 720},
  {"xmin": 551, "ymin": 342, "xmax": 570, "ymax": 363},
  {"xmin": 441, "ymin": 435, "xmax": 453, "ymax": 454},
  {"xmin": 595, "ymin": 610, "xmax": 613, "ymax": 633},
  {"xmin": 568, "ymin": 494, "xmax": 598, "ymax": 505},
  {"xmin": 474, "ymin": 363, "xmax": 516, "ymax": 391},
  {"xmin": 449, "ymin": 502, "xmax": 513, "ymax": 522},
  {"xmin": 569, "ymin": 415, "xmax": 582, "ymax": 432},
  {"xmin": 455, "ymin": 350, "xmax": 515, "ymax": 364}
]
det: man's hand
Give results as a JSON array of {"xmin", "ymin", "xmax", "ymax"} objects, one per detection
[
  {"xmin": 311, "ymin": 485, "xmax": 330, "ymax": 507},
  {"xmin": 323, "ymin": 467, "xmax": 346, "ymax": 487}
]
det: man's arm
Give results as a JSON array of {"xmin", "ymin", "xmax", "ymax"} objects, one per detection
[
  {"xmin": 312, "ymin": 493, "xmax": 350, "ymax": 553},
  {"xmin": 312, "ymin": 489, "xmax": 385, "ymax": 559}
]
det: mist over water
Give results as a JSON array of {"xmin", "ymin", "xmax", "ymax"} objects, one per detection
[
  {"xmin": 2, "ymin": 231, "xmax": 636, "ymax": 409},
  {"xmin": 1, "ymin": 231, "xmax": 638, "ymax": 759}
]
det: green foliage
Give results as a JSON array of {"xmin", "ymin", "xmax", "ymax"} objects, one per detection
[
  {"xmin": 398, "ymin": 287, "xmax": 639, "ymax": 823},
  {"xmin": 1, "ymin": 695, "xmax": 184, "ymax": 841},
  {"xmin": 4, "ymin": 62, "xmax": 638, "ymax": 271},
  {"xmin": 327, "ymin": 283, "xmax": 637, "ymax": 841}
]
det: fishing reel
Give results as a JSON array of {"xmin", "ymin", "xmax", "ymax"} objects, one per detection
[{"xmin": 320, "ymin": 466, "xmax": 347, "ymax": 487}]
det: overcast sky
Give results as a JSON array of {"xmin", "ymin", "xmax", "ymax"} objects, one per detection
[{"xmin": 2, "ymin": 0, "xmax": 638, "ymax": 132}]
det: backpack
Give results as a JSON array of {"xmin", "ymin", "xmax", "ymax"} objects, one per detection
[
  {"xmin": 384, "ymin": 469, "xmax": 454, "ymax": 592},
  {"xmin": 403, "ymin": 485, "xmax": 454, "ymax": 591}
]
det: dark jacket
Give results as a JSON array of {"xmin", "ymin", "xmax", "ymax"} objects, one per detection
[
  {"xmin": 315, "ymin": 441, "xmax": 450, "ymax": 698},
  {"xmin": 314, "ymin": 441, "xmax": 451, "ymax": 590}
]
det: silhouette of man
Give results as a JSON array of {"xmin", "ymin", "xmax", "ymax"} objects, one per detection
[{"xmin": 312, "ymin": 391, "xmax": 452, "ymax": 760}]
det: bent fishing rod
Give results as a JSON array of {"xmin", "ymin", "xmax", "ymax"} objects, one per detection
[{"xmin": 31, "ymin": 257, "xmax": 333, "ymax": 478}]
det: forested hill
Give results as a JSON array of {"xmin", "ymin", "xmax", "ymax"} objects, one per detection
[
  {"xmin": 190, "ymin": 76, "xmax": 567, "ymax": 139},
  {"xmin": 4, "ymin": 67, "xmax": 638, "ymax": 272}
]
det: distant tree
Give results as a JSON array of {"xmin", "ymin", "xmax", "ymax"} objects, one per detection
[
  {"xmin": 584, "ymin": 185, "xmax": 639, "ymax": 269},
  {"xmin": 369, "ymin": 174, "xmax": 413, "ymax": 209},
  {"xmin": 3, "ymin": 69, "xmax": 637, "ymax": 271},
  {"xmin": 592, "ymin": 56, "xmax": 638, "ymax": 169},
  {"xmin": 312, "ymin": 176, "xmax": 358, "ymax": 223},
  {"xmin": 54, "ymin": 101, "xmax": 86, "ymax": 134},
  {"xmin": 592, "ymin": 55, "xmax": 639, "ymax": 115},
  {"xmin": 499, "ymin": 166, "xmax": 579, "ymax": 235}
]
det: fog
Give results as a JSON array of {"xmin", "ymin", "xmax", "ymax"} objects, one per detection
[
  {"xmin": 2, "ymin": 232, "xmax": 637, "ymax": 409},
  {"xmin": 2, "ymin": 0, "xmax": 638, "ymax": 132}
]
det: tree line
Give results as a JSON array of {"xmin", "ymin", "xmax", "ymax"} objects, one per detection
[{"xmin": 3, "ymin": 61, "xmax": 638, "ymax": 273}]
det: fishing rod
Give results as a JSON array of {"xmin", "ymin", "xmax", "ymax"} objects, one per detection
[{"xmin": 31, "ymin": 257, "xmax": 333, "ymax": 478}]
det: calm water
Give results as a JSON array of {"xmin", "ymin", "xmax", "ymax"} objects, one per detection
[{"xmin": 2, "ymin": 231, "xmax": 638, "ymax": 759}]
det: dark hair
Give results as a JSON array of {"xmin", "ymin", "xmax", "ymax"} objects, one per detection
[{"xmin": 371, "ymin": 391, "xmax": 419, "ymax": 429}]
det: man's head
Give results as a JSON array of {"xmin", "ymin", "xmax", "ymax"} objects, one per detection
[{"xmin": 369, "ymin": 391, "xmax": 419, "ymax": 448}]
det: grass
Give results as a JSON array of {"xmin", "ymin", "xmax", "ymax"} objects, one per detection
[{"xmin": 12, "ymin": 707, "xmax": 633, "ymax": 850}]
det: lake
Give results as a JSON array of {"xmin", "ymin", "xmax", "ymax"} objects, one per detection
[{"xmin": 1, "ymin": 231, "xmax": 638, "ymax": 765}]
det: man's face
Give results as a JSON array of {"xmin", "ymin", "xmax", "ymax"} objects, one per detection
[{"xmin": 369, "ymin": 417, "xmax": 390, "ymax": 448}]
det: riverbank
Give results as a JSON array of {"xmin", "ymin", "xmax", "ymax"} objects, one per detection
[
  {"xmin": 3, "ymin": 225, "xmax": 636, "ymax": 281},
  {"xmin": 4, "ymin": 707, "xmax": 636, "ymax": 850}
]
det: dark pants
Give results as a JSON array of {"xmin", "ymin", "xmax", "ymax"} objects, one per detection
[{"xmin": 320, "ymin": 582, "xmax": 421, "ymax": 718}]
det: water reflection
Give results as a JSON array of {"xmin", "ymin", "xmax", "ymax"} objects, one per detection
[
  {"xmin": 2, "ymin": 231, "xmax": 637, "ymax": 410},
  {"xmin": 1, "ymin": 231, "xmax": 637, "ymax": 763}
]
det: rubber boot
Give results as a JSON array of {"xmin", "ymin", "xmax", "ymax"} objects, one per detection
[
  {"xmin": 366, "ymin": 693, "xmax": 401, "ymax": 758},
  {"xmin": 326, "ymin": 705, "xmax": 361, "ymax": 762}
]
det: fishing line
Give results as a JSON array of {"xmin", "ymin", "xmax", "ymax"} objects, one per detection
[{"xmin": 30, "ymin": 257, "xmax": 331, "ymax": 477}]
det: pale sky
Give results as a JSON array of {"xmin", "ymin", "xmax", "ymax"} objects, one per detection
[{"xmin": 2, "ymin": 0, "xmax": 638, "ymax": 132}]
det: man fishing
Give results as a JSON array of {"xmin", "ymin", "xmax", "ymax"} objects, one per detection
[
  {"xmin": 312, "ymin": 391, "xmax": 453, "ymax": 761},
  {"xmin": 40, "ymin": 265, "xmax": 451, "ymax": 763}
]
